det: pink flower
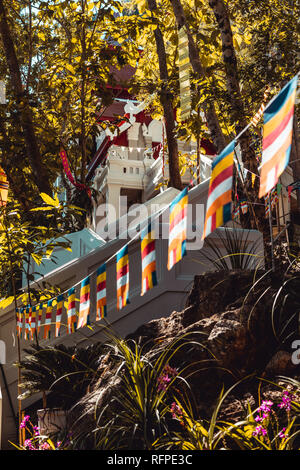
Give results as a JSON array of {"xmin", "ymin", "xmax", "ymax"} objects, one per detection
[
  {"xmin": 254, "ymin": 400, "xmax": 273, "ymax": 424},
  {"xmin": 24, "ymin": 439, "xmax": 35, "ymax": 450},
  {"xmin": 157, "ymin": 365, "xmax": 178, "ymax": 392},
  {"xmin": 20, "ymin": 415, "xmax": 30, "ymax": 429},
  {"xmin": 279, "ymin": 427, "xmax": 288, "ymax": 439},
  {"xmin": 170, "ymin": 402, "xmax": 183, "ymax": 420},
  {"xmin": 253, "ymin": 425, "xmax": 267, "ymax": 437},
  {"xmin": 278, "ymin": 390, "xmax": 292, "ymax": 411},
  {"xmin": 39, "ymin": 442, "xmax": 51, "ymax": 450}
]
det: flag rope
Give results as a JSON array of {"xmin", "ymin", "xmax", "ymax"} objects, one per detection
[{"xmin": 18, "ymin": 202, "xmax": 170, "ymax": 311}]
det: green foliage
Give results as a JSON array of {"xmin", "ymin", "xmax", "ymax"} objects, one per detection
[
  {"xmin": 0, "ymin": 194, "xmax": 83, "ymax": 307},
  {"xmin": 244, "ymin": 269, "xmax": 300, "ymax": 346},
  {"xmin": 271, "ymin": 276, "xmax": 300, "ymax": 345},
  {"xmin": 200, "ymin": 227, "xmax": 264, "ymax": 271},
  {"xmin": 17, "ymin": 342, "xmax": 105, "ymax": 409},
  {"xmin": 74, "ymin": 330, "xmax": 208, "ymax": 450}
]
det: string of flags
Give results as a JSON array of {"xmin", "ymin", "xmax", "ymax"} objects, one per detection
[
  {"xmin": 203, "ymin": 74, "xmax": 298, "ymax": 235},
  {"xmin": 264, "ymin": 185, "xmax": 280, "ymax": 218},
  {"xmin": 60, "ymin": 148, "xmax": 91, "ymax": 198},
  {"xmin": 15, "ymin": 186, "xmax": 188, "ymax": 341},
  {"xmin": 15, "ymin": 74, "xmax": 299, "ymax": 341},
  {"xmin": 202, "ymin": 140, "xmax": 235, "ymax": 239},
  {"xmin": 287, "ymin": 180, "xmax": 300, "ymax": 200}
]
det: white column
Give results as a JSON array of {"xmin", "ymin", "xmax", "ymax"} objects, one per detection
[{"xmin": 106, "ymin": 183, "xmax": 121, "ymax": 226}]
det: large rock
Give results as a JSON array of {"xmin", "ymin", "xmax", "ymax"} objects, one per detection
[
  {"xmin": 72, "ymin": 270, "xmax": 300, "ymax": 436},
  {"xmin": 265, "ymin": 351, "xmax": 296, "ymax": 376}
]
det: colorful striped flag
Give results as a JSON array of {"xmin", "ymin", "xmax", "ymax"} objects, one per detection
[
  {"xmin": 78, "ymin": 277, "xmax": 91, "ymax": 329},
  {"xmin": 55, "ymin": 294, "xmax": 64, "ymax": 337},
  {"xmin": 96, "ymin": 264, "xmax": 107, "ymax": 320},
  {"xmin": 141, "ymin": 223, "xmax": 157, "ymax": 295},
  {"xmin": 30, "ymin": 306, "xmax": 36, "ymax": 340},
  {"xmin": 0, "ymin": 167, "xmax": 9, "ymax": 206},
  {"xmin": 167, "ymin": 187, "xmax": 188, "ymax": 270},
  {"xmin": 202, "ymin": 141, "xmax": 235, "ymax": 239},
  {"xmin": 232, "ymin": 204, "xmax": 240, "ymax": 221},
  {"xmin": 16, "ymin": 308, "xmax": 23, "ymax": 338},
  {"xmin": 44, "ymin": 300, "xmax": 53, "ymax": 340},
  {"xmin": 259, "ymin": 76, "xmax": 298, "ymax": 198},
  {"xmin": 24, "ymin": 307, "xmax": 31, "ymax": 340},
  {"xmin": 240, "ymin": 200, "xmax": 249, "ymax": 215},
  {"xmin": 264, "ymin": 186, "xmax": 279, "ymax": 218},
  {"xmin": 37, "ymin": 303, "xmax": 43, "ymax": 336},
  {"xmin": 116, "ymin": 245, "xmax": 130, "ymax": 310},
  {"xmin": 67, "ymin": 287, "xmax": 77, "ymax": 334}
]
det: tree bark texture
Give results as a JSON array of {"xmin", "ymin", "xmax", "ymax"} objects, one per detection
[
  {"xmin": 169, "ymin": 0, "xmax": 226, "ymax": 153},
  {"xmin": 147, "ymin": 0, "xmax": 183, "ymax": 190},
  {"xmin": 207, "ymin": 0, "xmax": 271, "ymax": 247}
]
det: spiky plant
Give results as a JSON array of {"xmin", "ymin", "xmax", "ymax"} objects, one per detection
[
  {"xmin": 16, "ymin": 342, "xmax": 104, "ymax": 409},
  {"xmin": 200, "ymin": 227, "xmax": 264, "ymax": 271},
  {"xmin": 72, "ymin": 330, "xmax": 209, "ymax": 450}
]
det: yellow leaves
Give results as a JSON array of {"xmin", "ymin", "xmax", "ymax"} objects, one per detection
[
  {"xmin": 0, "ymin": 296, "xmax": 14, "ymax": 310},
  {"xmin": 64, "ymin": 63, "xmax": 76, "ymax": 75},
  {"xmin": 243, "ymin": 422, "xmax": 257, "ymax": 439},
  {"xmin": 134, "ymin": 0, "xmax": 148, "ymax": 14},
  {"xmin": 40, "ymin": 193, "xmax": 60, "ymax": 208},
  {"xmin": 31, "ymin": 253, "xmax": 43, "ymax": 266},
  {"xmin": 233, "ymin": 34, "xmax": 243, "ymax": 51},
  {"xmin": 87, "ymin": 2, "xmax": 95, "ymax": 12},
  {"xmin": 38, "ymin": 32, "xmax": 46, "ymax": 42}
]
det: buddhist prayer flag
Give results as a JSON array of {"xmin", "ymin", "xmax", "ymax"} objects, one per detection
[
  {"xmin": 44, "ymin": 300, "xmax": 53, "ymax": 340},
  {"xmin": 168, "ymin": 187, "xmax": 188, "ymax": 270},
  {"xmin": 24, "ymin": 307, "xmax": 31, "ymax": 340},
  {"xmin": 16, "ymin": 308, "xmax": 23, "ymax": 338},
  {"xmin": 30, "ymin": 306, "xmax": 36, "ymax": 340},
  {"xmin": 202, "ymin": 141, "xmax": 235, "ymax": 239},
  {"xmin": 37, "ymin": 303, "xmax": 43, "ymax": 336},
  {"xmin": 259, "ymin": 76, "xmax": 298, "ymax": 198},
  {"xmin": 96, "ymin": 264, "xmax": 107, "ymax": 320},
  {"xmin": 240, "ymin": 200, "xmax": 249, "ymax": 215},
  {"xmin": 232, "ymin": 204, "xmax": 240, "ymax": 221},
  {"xmin": 141, "ymin": 223, "xmax": 157, "ymax": 295},
  {"xmin": 0, "ymin": 168, "xmax": 8, "ymax": 206},
  {"xmin": 67, "ymin": 287, "xmax": 77, "ymax": 334},
  {"xmin": 55, "ymin": 294, "xmax": 64, "ymax": 337},
  {"xmin": 116, "ymin": 245, "xmax": 130, "ymax": 310},
  {"xmin": 264, "ymin": 186, "xmax": 279, "ymax": 218},
  {"xmin": 78, "ymin": 277, "xmax": 91, "ymax": 329}
]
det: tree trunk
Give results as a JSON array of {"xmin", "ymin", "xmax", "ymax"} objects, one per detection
[
  {"xmin": 0, "ymin": 117, "xmax": 32, "ymax": 208},
  {"xmin": 169, "ymin": 0, "xmax": 226, "ymax": 153},
  {"xmin": 147, "ymin": 0, "xmax": 182, "ymax": 190},
  {"xmin": 0, "ymin": 0, "xmax": 52, "ymax": 196},
  {"xmin": 207, "ymin": 0, "xmax": 271, "ymax": 251},
  {"xmin": 290, "ymin": 111, "xmax": 300, "ymax": 209}
]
